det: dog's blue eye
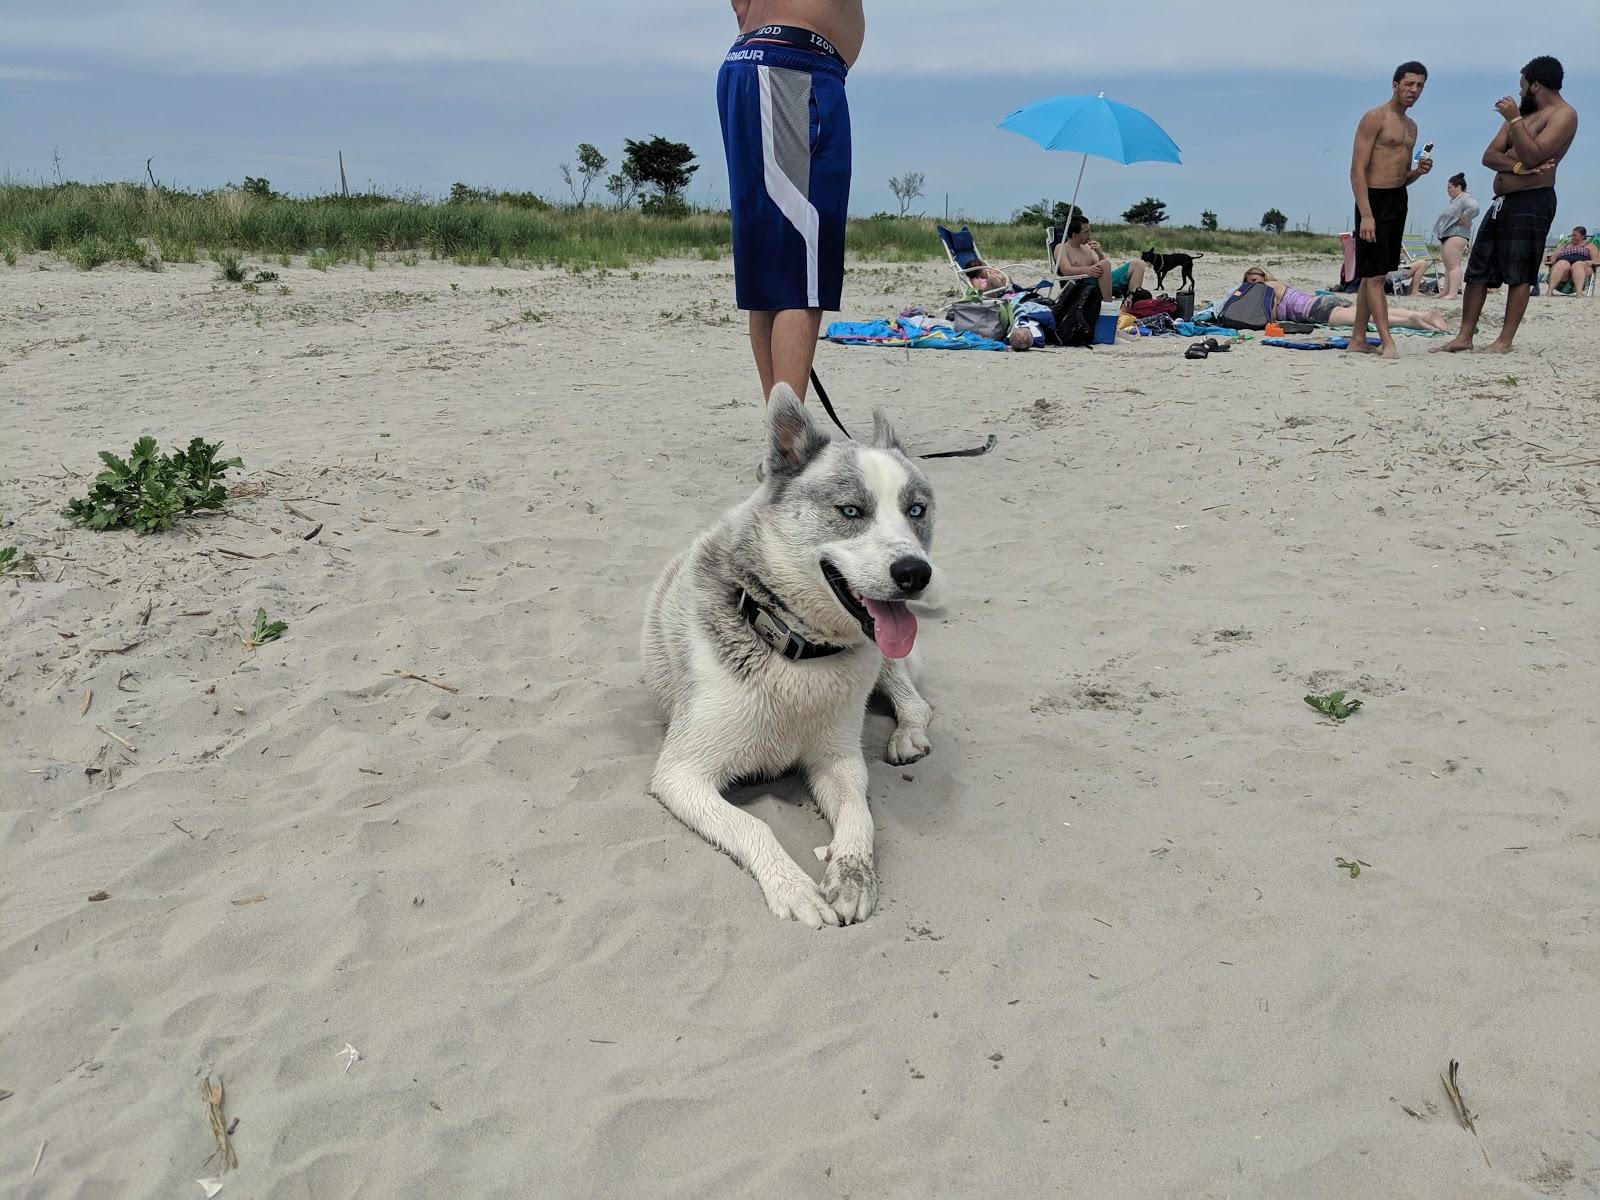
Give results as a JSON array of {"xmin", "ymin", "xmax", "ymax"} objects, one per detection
[
  {"xmin": 907, "ymin": 503, "xmax": 926, "ymax": 519},
  {"xmin": 838, "ymin": 504, "xmax": 863, "ymax": 519}
]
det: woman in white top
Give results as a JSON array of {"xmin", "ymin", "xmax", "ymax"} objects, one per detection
[{"xmin": 1431, "ymin": 173, "xmax": 1480, "ymax": 300}]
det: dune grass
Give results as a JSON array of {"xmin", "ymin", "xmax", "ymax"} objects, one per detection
[{"xmin": 0, "ymin": 182, "xmax": 1341, "ymax": 272}]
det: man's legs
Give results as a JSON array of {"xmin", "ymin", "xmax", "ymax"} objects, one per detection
[
  {"xmin": 749, "ymin": 309, "xmax": 823, "ymax": 402},
  {"xmin": 1096, "ymin": 270, "xmax": 1112, "ymax": 302},
  {"xmin": 748, "ymin": 311, "xmax": 776, "ymax": 399},
  {"xmin": 1365, "ymin": 277, "xmax": 1397, "ymax": 358},
  {"xmin": 771, "ymin": 308, "xmax": 823, "ymax": 396},
  {"xmin": 1126, "ymin": 260, "xmax": 1147, "ymax": 293},
  {"xmin": 1481, "ymin": 284, "xmax": 1531, "ymax": 353},
  {"xmin": 1433, "ymin": 282, "xmax": 1489, "ymax": 352},
  {"xmin": 1345, "ymin": 279, "xmax": 1372, "ymax": 353}
]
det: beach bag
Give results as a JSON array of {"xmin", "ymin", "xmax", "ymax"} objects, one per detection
[
  {"xmin": 1213, "ymin": 282, "xmax": 1274, "ymax": 330},
  {"xmin": 947, "ymin": 301, "xmax": 1007, "ymax": 341},
  {"xmin": 1129, "ymin": 295, "xmax": 1178, "ymax": 319},
  {"xmin": 1051, "ymin": 278, "xmax": 1101, "ymax": 347}
]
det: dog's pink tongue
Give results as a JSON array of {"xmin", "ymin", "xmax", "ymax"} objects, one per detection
[{"xmin": 863, "ymin": 598, "xmax": 917, "ymax": 659}]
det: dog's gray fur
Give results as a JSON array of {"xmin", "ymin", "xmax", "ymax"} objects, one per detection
[{"xmin": 641, "ymin": 385, "xmax": 940, "ymax": 927}]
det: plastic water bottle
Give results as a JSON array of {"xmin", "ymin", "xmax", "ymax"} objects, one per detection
[{"xmin": 1415, "ymin": 141, "xmax": 1433, "ymax": 166}]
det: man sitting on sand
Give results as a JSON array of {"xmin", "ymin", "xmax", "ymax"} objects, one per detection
[
  {"xmin": 1054, "ymin": 215, "xmax": 1147, "ymax": 301},
  {"xmin": 1435, "ymin": 56, "xmax": 1578, "ymax": 354},
  {"xmin": 1242, "ymin": 267, "xmax": 1449, "ymax": 332}
]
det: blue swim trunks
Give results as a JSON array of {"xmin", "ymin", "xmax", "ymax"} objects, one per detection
[{"xmin": 716, "ymin": 28, "xmax": 850, "ymax": 312}]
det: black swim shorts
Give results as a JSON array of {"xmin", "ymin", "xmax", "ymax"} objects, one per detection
[
  {"xmin": 1353, "ymin": 186, "xmax": 1407, "ymax": 279},
  {"xmin": 1465, "ymin": 188, "xmax": 1558, "ymax": 289}
]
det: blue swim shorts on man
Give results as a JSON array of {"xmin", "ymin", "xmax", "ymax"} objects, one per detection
[
  {"xmin": 717, "ymin": 26, "xmax": 850, "ymax": 312},
  {"xmin": 717, "ymin": 23, "xmax": 852, "ymax": 413}
]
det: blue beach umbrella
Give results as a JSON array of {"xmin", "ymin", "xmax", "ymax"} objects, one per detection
[{"xmin": 997, "ymin": 93, "xmax": 1182, "ymax": 218}]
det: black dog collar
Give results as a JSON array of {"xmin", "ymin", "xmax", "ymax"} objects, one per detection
[{"xmin": 737, "ymin": 590, "xmax": 848, "ymax": 661}]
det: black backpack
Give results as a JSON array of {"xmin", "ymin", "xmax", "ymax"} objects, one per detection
[
  {"xmin": 1213, "ymin": 281, "xmax": 1274, "ymax": 330},
  {"xmin": 1051, "ymin": 277, "xmax": 1101, "ymax": 347}
]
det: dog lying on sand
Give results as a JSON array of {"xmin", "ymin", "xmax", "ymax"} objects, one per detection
[{"xmin": 641, "ymin": 385, "xmax": 940, "ymax": 927}]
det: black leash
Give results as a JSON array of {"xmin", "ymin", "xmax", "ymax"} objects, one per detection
[{"xmin": 808, "ymin": 368, "xmax": 996, "ymax": 460}]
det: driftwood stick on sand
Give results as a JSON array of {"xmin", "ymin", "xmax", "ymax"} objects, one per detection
[
  {"xmin": 389, "ymin": 670, "xmax": 459, "ymax": 694},
  {"xmin": 201, "ymin": 1076, "xmax": 238, "ymax": 1171}
]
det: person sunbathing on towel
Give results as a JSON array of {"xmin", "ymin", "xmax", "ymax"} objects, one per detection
[
  {"xmin": 1242, "ymin": 267, "xmax": 1450, "ymax": 331},
  {"xmin": 1055, "ymin": 215, "xmax": 1146, "ymax": 301}
]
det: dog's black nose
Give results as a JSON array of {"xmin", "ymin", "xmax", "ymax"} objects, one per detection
[{"xmin": 890, "ymin": 556, "xmax": 932, "ymax": 596}]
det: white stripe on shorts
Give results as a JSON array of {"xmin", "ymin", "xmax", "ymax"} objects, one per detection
[{"xmin": 757, "ymin": 64, "xmax": 820, "ymax": 308}]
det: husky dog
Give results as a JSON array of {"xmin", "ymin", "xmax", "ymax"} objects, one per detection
[{"xmin": 641, "ymin": 385, "xmax": 940, "ymax": 928}]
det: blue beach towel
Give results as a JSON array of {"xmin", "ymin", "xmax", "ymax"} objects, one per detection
[
  {"xmin": 1262, "ymin": 336, "xmax": 1382, "ymax": 350},
  {"xmin": 1175, "ymin": 321, "xmax": 1239, "ymax": 338},
  {"xmin": 825, "ymin": 318, "xmax": 1007, "ymax": 351}
]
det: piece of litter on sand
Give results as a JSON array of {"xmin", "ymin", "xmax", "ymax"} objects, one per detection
[
  {"xmin": 201, "ymin": 1076, "xmax": 237, "ymax": 1172},
  {"xmin": 197, "ymin": 1178, "xmax": 224, "ymax": 1197},
  {"xmin": 32, "ymin": 1138, "xmax": 47, "ymax": 1177},
  {"xmin": 813, "ymin": 846, "xmax": 829, "ymax": 862},
  {"xmin": 339, "ymin": 1043, "xmax": 361, "ymax": 1073}
]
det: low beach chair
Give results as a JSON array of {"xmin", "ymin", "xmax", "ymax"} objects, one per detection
[
  {"xmin": 1046, "ymin": 224, "xmax": 1080, "ymax": 289},
  {"xmin": 1400, "ymin": 232, "xmax": 1441, "ymax": 292},
  {"xmin": 1536, "ymin": 231, "xmax": 1598, "ymax": 297},
  {"xmin": 936, "ymin": 224, "xmax": 1011, "ymax": 298}
]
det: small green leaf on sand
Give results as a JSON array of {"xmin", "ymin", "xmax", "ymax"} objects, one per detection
[
  {"xmin": 1305, "ymin": 690, "xmax": 1363, "ymax": 720},
  {"xmin": 242, "ymin": 608, "xmax": 288, "ymax": 649}
]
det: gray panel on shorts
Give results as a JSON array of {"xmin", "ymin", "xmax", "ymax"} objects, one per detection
[{"xmin": 766, "ymin": 67, "xmax": 812, "ymax": 200}]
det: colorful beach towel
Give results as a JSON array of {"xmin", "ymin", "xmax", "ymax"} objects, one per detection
[
  {"xmin": 1262, "ymin": 336, "xmax": 1382, "ymax": 350},
  {"xmin": 826, "ymin": 319, "xmax": 1006, "ymax": 351}
]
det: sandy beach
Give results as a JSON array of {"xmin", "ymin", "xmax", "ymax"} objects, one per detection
[{"xmin": 3, "ymin": 250, "xmax": 1598, "ymax": 1198}]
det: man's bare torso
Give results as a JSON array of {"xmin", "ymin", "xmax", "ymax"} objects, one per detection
[
  {"xmin": 1056, "ymin": 239, "xmax": 1105, "ymax": 272},
  {"xmin": 736, "ymin": 0, "xmax": 865, "ymax": 66},
  {"xmin": 1493, "ymin": 102, "xmax": 1573, "ymax": 195},
  {"xmin": 1361, "ymin": 103, "xmax": 1418, "ymax": 188}
]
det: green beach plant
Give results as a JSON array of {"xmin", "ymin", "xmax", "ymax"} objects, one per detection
[
  {"xmin": 64, "ymin": 436, "xmax": 244, "ymax": 534},
  {"xmin": 1304, "ymin": 691, "xmax": 1363, "ymax": 721},
  {"xmin": 241, "ymin": 607, "xmax": 288, "ymax": 649},
  {"xmin": 213, "ymin": 249, "xmax": 246, "ymax": 281}
]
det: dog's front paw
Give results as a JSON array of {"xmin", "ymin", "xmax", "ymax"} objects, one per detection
[
  {"xmin": 884, "ymin": 724, "xmax": 931, "ymax": 765},
  {"xmin": 758, "ymin": 863, "xmax": 840, "ymax": 930},
  {"xmin": 822, "ymin": 853, "xmax": 878, "ymax": 924}
]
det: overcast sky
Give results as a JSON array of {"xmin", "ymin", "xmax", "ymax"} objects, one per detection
[{"xmin": 4, "ymin": 1, "xmax": 1595, "ymax": 233}]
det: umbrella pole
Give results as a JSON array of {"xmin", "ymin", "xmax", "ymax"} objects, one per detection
[{"xmin": 1068, "ymin": 152, "xmax": 1089, "ymax": 218}]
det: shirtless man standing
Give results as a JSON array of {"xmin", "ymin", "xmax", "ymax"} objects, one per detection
[
  {"xmin": 1434, "ymin": 56, "xmax": 1578, "ymax": 354},
  {"xmin": 718, "ymin": 2, "xmax": 865, "ymax": 411},
  {"xmin": 1054, "ymin": 215, "xmax": 1147, "ymax": 301},
  {"xmin": 1348, "ymin": 61, "xmax": 1432, "ymax": 360}
]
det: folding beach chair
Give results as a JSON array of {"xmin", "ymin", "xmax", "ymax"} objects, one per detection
[
  {"xmin": 1400, "ymin": 231, "xmax": 1442, "ymax": 292},
  {"xmin": 1046, "ymin": 224, "xmax": 1087, "ymax": 291},
  {"xmin": 936, "ymin": 224, "xmax": 1011, "ymax": 298},
  {"xmin": 1536, "ymin": 231, "xmax": 1598, "ymax": 297},
  {"xmin": 1337, "ymin": 232, "xmax": 1357, "ymax": 290}
]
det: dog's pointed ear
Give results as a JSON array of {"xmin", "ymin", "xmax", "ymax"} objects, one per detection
[
  {"xmin": 767, "ymin": 383, "xmax": 829, "ymax": 476},
  {"xmin": 870, "ymin": 407, "xmax": 902, "ymax": 453}
]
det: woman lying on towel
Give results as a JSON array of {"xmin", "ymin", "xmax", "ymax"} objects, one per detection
[{"xmin": 1242, "ymin": 267, "xmax": 1450, "ymax": 331}]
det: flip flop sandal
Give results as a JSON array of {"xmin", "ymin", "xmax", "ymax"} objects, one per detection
[
  {"xmin": 1184, "ymin": 342, "xmax": 1210, "ymax": 360},
  {"xmin": 1202, "ymin": 338, "xmax": 1231, "ymax": 353}
]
